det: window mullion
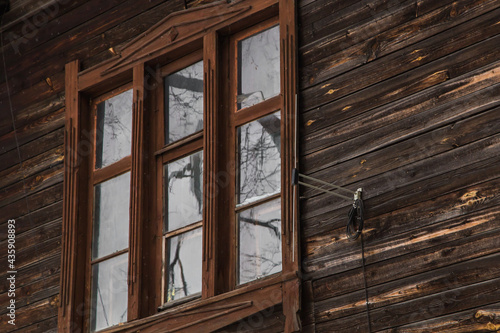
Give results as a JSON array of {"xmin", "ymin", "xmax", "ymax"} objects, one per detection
[
  {"xmin": 202, "ymin": 31, "xmax": 218, "ymax": 299},
  {"xmin": 128, "ymin": 63, "xmax": 146, "ymax": 321}
]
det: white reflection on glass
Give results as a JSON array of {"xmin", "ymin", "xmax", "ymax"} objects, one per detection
[
  {"xmin": 165, "ymin": 61, "xmax": 204, "ymax": 145},
  {"xmin": 238, "ymin": 199, "xmax": 282, "ymax": 285},
  {"xmin": 95, "ymin": 89, "xmax": 133, "ymax": 168},
  {"xmin": 164, "ymin": 151, "xmax": 203, "ymax": 232},
  {"xmin": 165, "ymin": 227, "xmax": 202, "ymax": 302},
  {"xmin": 238, "ymin": 112, "xmax": 281, "ymax": 206},
  {"xmin": 93, "ymin": 172, "xmax": 130, "ymax": 260},
  {"xmin": 238, "ymin": 25, "xmax": 280, "ymax": 109},
  {"xmin": 90, "ymin": 253, "xmax": 128, "ymax": 332}
]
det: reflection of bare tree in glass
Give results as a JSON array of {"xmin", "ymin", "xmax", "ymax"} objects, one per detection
[
  {"xmin": 166, "ymin": 61, "xmax": 204, "ymax": 144},
  {"xmin": 168, "ymin": 234, "xmax": 189, "ymax": 297},
  {"xmin": 238, "ymin": 112, "xmax": 281, "ymax": 205},
  {"xmin": 96, "ymin": 89, "xmax": 133, "ymax": 168},
  {"xmin": 167, "ymin": 153, "xmax": 202, "ymax": 214}
]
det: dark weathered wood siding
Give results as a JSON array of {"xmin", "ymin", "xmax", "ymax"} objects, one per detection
[
  {"xmin": 298, "ymin": 0, "xmax": 500, "ymax": 331},
  {"xmin": 0, "ymin": 0, "xmax": 498, "ymax": 331}
]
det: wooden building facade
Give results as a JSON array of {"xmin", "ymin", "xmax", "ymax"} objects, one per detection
[{"xmin": 0, "ymin": 0, "xmax": 499, "ymax": 332}]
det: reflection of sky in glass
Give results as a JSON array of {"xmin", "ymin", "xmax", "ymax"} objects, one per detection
[
  {"xmin": 238, "ymin": 25, "xmax": 280, "ymax": 109},
  {"xmin": 164, "ymin": 151, "xmax": 203, "ymax": 232},
  {"xmin": 96, "ymin": 89, "xmax": 133, "ymax": 168},
  {"xmin": 238, "ymin": 112, "xmax": 281, "ymax": 205},
  {"xmin": 91, "ymin": 253, "xmax": 128, "ymax": 332},
  {"xmin": 165, "ymin": 61, "xmax": 204, "ymax": 145},
  {"xmin": 93, "ymin": 172, "xmax": 130, "ymax": 260},
  {"xmin": 238, "ymin": 199, "xmax": 282, "ymax": 285},
  {"xmin": 165, "ymin": 228, "xmax": 202, "ymax": 302}
]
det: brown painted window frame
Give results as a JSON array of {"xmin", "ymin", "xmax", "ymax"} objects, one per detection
[{"xmin": 59, "ymin": 0, "xmax": 300, "ymax": 332}]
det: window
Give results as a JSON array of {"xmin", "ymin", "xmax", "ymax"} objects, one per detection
[{"xmin": 59, "ymin": 1, "xmax": 299, "ymax": 332}]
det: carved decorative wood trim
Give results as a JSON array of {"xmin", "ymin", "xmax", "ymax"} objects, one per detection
[
  {"xmin": 202, "ymin": 32, "xmax": 218, "ymax": 298},
  {"xmin": 128, "ymin": 64, "xmax": 146, "ymax": 320},
  {"xmin": 59, "ymin": 60, "xmax": 83, "ymax": 332},
  {"xmin": 100, "ymin": 1, "xmax": 251, "ymax": 76},
  {"xmin": 280, "ymin": 0, "xmax": 301, "ymax": 331}
]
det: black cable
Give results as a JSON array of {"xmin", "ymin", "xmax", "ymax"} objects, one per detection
[{"xmin": 346, "ymin": 198, "xmax": 364, "ymax": 240}]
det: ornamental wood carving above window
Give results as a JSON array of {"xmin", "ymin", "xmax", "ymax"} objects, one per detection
[{"xmin": 59, "ymin": 0, "xmax": 299, "ymax": 332}]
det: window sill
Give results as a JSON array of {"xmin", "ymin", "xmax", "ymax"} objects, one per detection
[{"xmin": 101, "ymin": 271, "xmax": 299, "ymax": 333}]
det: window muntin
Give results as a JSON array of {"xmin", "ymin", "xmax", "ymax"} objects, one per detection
[
  {"xmin": 95, "ymin": 89, "xmax": 133, "ymax": 169},
  {"xmin": 237, "ymin": 24, "xmax": 280, "ymax": 110},
  {"xmin": 164, "ymin": 60, "xmax": 204, "ymax": 145}
]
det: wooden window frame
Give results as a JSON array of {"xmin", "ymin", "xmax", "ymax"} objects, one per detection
[{"xmin": 59, "ymin": 0, "xmax": 299, "ymax": 332}]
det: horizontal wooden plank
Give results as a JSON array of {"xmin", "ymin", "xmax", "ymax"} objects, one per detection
[
  {"xmin": 0, "ymin": 93, "xmax": 64, "ymax": 138},
  {"xmin": 0, "ymin": 108, "xmax": 64, "ymax": 155},
  {"xmin": 301, "ymin": 54, "xmax": 500, "ymax": 143},
  {"xmin": 316, "ymin": 277, "xmax": 500, "ymax": 331},
  {"xmin": 8, "ymin": 316, "xmax": 58, "ymax": 333},
  {"xmin": 301, "ymin": 107, "xmax": 500, "ymax": 222},
  {"xmin": 0, "ymin": 255, "xmax": 60, "ymax": 294},
  {"xmin": 0, "ymin": 273, "xmax": 59, "ymax": 316},
  {"xmin": 0, "ymin": 127, "xmax": 64, "ymax": 172},
  {"xmin": 305, "ymin": 203, "xmax": 500, "ymax": 283},
  {"xmin": 0, "ymin": 201, "xmax": 62, "ymax": 242},
  {"xmin": 301, "ymin": 156, "xmax": 500, "ymax": 280},
  {"xmin": 300, "ymin": 10, "xmax": 500, "ymax": 111},
  {"xmin": 0, "ymin": 295, "xmax": 59, "ymax": 332},
  {"xmin": 378, "ymin": 301, "xmax": 500, "ymax": 332},
  {"xmin": 0, "ymin": 218, "xmax": 62, "ymax": 261},
  {"xmin": 302, "ymin": 176, "xmax": 500, "ymax": 281},
  {"xmin": 300, "ymin": 0, "xmax": 499, "ymax": 87},
  {"xmin": 301, "ymin": 103, "xmax": 500, "ymax": 201},
  {"xmin": 0, "ymin": 163, "xmax": 64, "ymax": 209},
  {"xmin": 0, "ymin": 182, "xmax": 63, "ymax": 224},
  {"xmin": 302, "ymin": 81, "xmax": 500, "ymax": 179},
  {"xmin": 313, "ymin": 252, "xmax": 500, "ymax": 322},
  {"xmin": 1, "ymin": 235, "xmax": 61, "ymax": 272}
]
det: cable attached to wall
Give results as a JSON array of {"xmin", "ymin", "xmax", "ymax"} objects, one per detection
[
  {"xmin": 291, "ymin": 168, "xmax": 364, "ymax": 240},
  {"xmin": 292, "ymin": 168, "xmax": 372, "ymax": 331}
]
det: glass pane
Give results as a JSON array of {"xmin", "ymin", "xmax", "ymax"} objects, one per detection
[
  {"xmin": 93, "ymin": 172, "xmax": 130, "ymax": 260},
  {"xmin": 95, "ymin": 89, "xmax": 133, "ymax": 168},
  {"xmin": 164, "ymin": 151, "xmax": 203, "ymax": 232},
  {"xmin": 238, "ymin": 199, "xmax": 282, "ymax": 285},
  {"xmin": 165, "ymin": 227, "xmax": 202, "ymax": 302},
  {"xmin": 238, "ymin": 112, "xmax": 281, "ymax": 206},
  {"xmin": 164, "ymin": 61, "xmax": 204, "ymax": 145},
  {"xmin": 90, "ymin": 253, "xmax": 128, "ymax": 332},
  {"xmin": 238, "ymin": 24, "xmax": 280, "ymax": 109}
]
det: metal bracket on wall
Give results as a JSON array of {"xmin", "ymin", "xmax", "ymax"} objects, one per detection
[{"xmin": 291, "ymin": 168, "xmax": 364, "ymax": 240}]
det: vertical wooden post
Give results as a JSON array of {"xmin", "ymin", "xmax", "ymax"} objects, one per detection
[
  {"xmin": 128, "ymin": 64, "xmax": 145, "ymax": 320},
  {"xmin": 280, "ymin": 0, "xmax": 301, "ymax": 331},
  {"xmin": 59, "ymin": 60, "xmax": 86, "ymax": 332},
  {"xmin": 203, "ymin": 31, "xmax": 218, "ymax": 298}
]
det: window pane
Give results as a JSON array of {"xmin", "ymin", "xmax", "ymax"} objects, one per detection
[
  {"xmin": 238, "ymin": 199, "xmax": 282, "ymax": 285},
  {"xmin": 164, "ymin": 151, "xmax": 203, "ymax": 232},
  {"xmin": 90, "ymin": 253, "xmax": 128, "ymax": 332},
  {"xmin": 238, "ymin": 25, "xmax": 280, "ymax": 110},
  {"xmin": 93, "ymin": 172, "xmax": 130, "ymax": 260},
  {"xmin": 237, "ymin": 112, "xmax": 281, "ymax": 206},
  {"xmin": 164, "ymin": 61, "xmax": 204, "ymax": 145},
  {"xmin": 165, "ymin": 227, "xmax": 202, "ymax": 302},
  {"xmin": 95, "ymin": 89, "xmax": 133, "ymax": 168}
]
